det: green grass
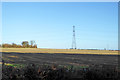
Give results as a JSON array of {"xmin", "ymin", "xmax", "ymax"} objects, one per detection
[{"xmin": 4, "ymin": 63, "xmax": 25, "ymax": 68}]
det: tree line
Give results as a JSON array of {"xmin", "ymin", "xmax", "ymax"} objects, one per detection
[{"xmin": 0, "ymin": 40, "xmax": 37, "ymax": 48}]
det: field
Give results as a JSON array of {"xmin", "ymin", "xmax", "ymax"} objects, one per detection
[
  {"xmin": 1, "ymin": 48, "xmax": 118, "ymax": 67},
  {"xmin": 1, "ymin": 48, "xmax": 118, "ymax": 55},
  {"xmin": 1, "ymin": 48, "xmax": 119, "ymax": 79}
]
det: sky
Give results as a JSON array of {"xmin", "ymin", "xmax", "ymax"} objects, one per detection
[{"xmin": 2, "ymin": 2, "xmax": 118, "ymax": 50}]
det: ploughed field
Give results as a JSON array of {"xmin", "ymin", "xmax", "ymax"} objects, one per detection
[
  {"xmin": 1, "ymin": 48, "xmax": 118, "ymax": 68},
  {"xmin": 1, "ymin": 48, "xmax": 119, "ymax": 80}
]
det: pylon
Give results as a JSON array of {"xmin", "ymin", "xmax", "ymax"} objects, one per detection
[{"xmin": 72, "ymin": 26, "xmax": 76, "ymax": 49}]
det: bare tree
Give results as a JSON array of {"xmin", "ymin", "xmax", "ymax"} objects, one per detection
[{"xmin": 30, "ymin": 40, "xmax": 35, "ymax": 46}]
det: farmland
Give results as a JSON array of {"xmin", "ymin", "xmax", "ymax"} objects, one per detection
[
  {"xmin": 1, "ymin": 48, "xmax": 118, "ymax": 55},
  {"xmin": 1, "ymin": 48, "xmax": 118, "ymax": 67},
  {"xmin": 1, "ymin": 48, "xmax": 119, "ymax": 79}
]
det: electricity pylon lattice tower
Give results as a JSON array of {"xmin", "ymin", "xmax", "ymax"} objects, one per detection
[{"xmin": 72, "ymin": 26, "xmax": 76, "ymax": 49}]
